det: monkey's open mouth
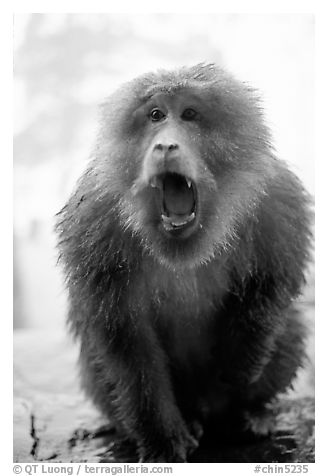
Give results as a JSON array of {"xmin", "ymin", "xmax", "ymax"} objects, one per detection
[{"xmin": 150, "ymin": 172, "xmax": 197, "ymax": 232}]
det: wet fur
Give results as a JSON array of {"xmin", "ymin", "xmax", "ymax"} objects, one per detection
[{"xmin": 56, "ymin": 64, "xmax": 312, "ymax": 462}]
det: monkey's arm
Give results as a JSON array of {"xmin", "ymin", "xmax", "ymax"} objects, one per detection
[
  {"xmin": 72, "ymin": 298, "xmax": 198, "ymax": 462},
  {"xmin": 57, "ymin": 200, "xmax": 197, "ymax": 461},
  {"xmin": 216, "ymin": 274, "xmax": 285, "ymax": 384},
  {"xmin": 218, "ymin": 171, "xmax": 311, "ymax": 402}
]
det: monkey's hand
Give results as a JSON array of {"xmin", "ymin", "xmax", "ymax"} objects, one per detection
[
  {"xmin": 138, "ymin": 417, "xmax": 199, "ymax": 463},
  {"xmin": 244, "ymin": 408, "xmax": 276, "ymax": 437}
]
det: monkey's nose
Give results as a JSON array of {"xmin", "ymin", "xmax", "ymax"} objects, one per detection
[{"xmin": 153, "ymin": 143, "xmax": 179, "ymax": 152}]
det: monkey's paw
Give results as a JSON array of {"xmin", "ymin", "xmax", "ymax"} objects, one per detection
[
  {"xmin": 138, "ymin": 424, "xmax": 199, "ymax": 462},
  {"xmin": 188, "ymin": 419, "xmax": 204, "ymax": 441},
  {"xmin": 244, "ymin": 409, "xmax": 276, "ymax": 437}
]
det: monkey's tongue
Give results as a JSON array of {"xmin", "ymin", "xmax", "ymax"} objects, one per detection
[{"xmin": 162, "ymin": 173, "xmax": 195, "ymax": 217}]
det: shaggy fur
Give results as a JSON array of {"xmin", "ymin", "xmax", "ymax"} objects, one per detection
[{"xmin": 56, "ymin": 64, "xmax": 312, "ymax": 462}]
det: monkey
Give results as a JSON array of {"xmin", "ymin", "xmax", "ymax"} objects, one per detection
[{"xmin": 56, "ymin": 64, "xmax": 312, "ymax": 462}]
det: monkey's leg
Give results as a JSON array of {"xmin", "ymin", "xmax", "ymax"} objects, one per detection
[
  {"xmin": 78, "ymin": 324, "xmax": 198, "ymax": 462},
  {"xmin": 242, "ymin": 307, "xmax": 307, "ymax": 435}
]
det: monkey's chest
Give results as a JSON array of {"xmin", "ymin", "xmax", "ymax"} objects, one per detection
[
  {"xmin": 154, "ymin": 297, "xmax": 219, "ymax": 371},
  {"xmin": 135, "ymin": 261, "xmax": 228, "ymax": 369}
]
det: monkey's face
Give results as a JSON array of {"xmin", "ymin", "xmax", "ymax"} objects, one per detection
[
  {"xmin": 100, "ymin": 71, "xmax": 275, "ymax": 269},
  {"xmin": 132, "ymin": 92, "xmax": 214, "ymax": 242}
]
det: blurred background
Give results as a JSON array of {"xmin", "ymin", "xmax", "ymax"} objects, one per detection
[{"xmin": 13, "ymin": 13, "xmax": 314, "ymax": 330}]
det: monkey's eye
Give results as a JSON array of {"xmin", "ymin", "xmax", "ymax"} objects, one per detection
[
  {"xmin": 181, "ymin": 108, "xmax": 197, "ymax": 121},
  {"xmin": 150, "ymin": 108, "xmax": 165, "ymax": 122}
]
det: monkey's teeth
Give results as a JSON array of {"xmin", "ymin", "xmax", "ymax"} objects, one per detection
[
  {"xmin": 186, "ymin": 179, "xmax": 192, "ymax": 188},
  {"xmin": 173, "ymin": 220, "xmax": 188, "ymax": 226},
  {"xmin": 161, "ymin": 212, "xmax": 195, "ymax": 228},
  {"xmin": 161, "ymin": 214, "xmax": 172, "ymax": 223},
  {"xmin": 150, "ymin": 177, "xmax": 159, "ymax": 188}
]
